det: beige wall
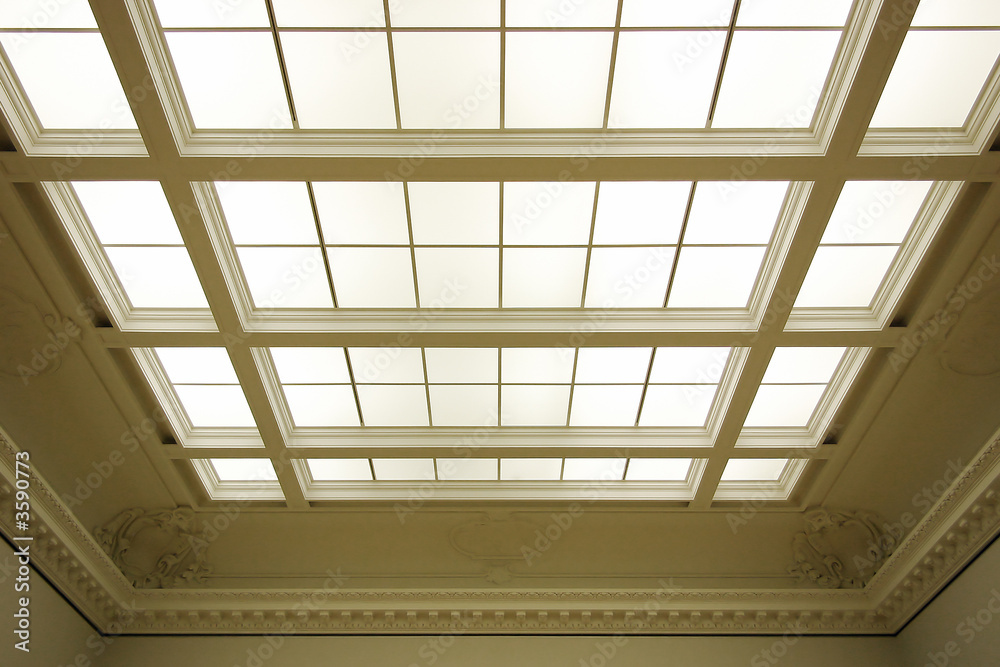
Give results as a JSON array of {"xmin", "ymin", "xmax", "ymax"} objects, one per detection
[
  {"xmin": 898, "ymin": 536, "xmax": 1000, "ymax": 667},
  {"xmin": 0, "ymin": 539, "xmax": 102, "ymax": 667},
  {"xmin": 11, "ymin": 537, "xmax": 1000, "ymax": 666}
]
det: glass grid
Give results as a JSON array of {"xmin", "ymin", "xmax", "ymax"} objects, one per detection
[
  {"xmin": 215, "ymin": 180, "xmax": 790, "ymax": 310},
  {"xmin": 148, "ymin": 0, "xmax": 855, "ymax": 130}
]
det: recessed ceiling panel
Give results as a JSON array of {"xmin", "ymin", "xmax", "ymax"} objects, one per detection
[
  {"xmin": 429, "ymin": 384, "xmax": 498, "ymax": 426},
  {"xmin": 638, "ymin": 384, "xmax": 718, "ymax": 427},
  {"xmin": 500, "ymin": 385, "xmax": 571, "ymax": 426},
  {"xmin": 270, "ymin": 347, "xmax": 351, "ymax": 384},
  {"xmin": 236, "ymin": 247, "xmax": 333, "ymax": 308},
  {"xmin": 794, "ymin": 245, "xmax": 899, "ymax": 308},
  {"xmin": 593, "ymin": 182, "xmax": 690, "ymax": 244},
  {"xmin": 625, "ymin": 458, "xmax": 692, "ymax": 481},
  {"xmin": 104, "ymin": 247, "xmax": 209, "ymax": 308},
  {"xmin": 424, "ymin": 348, "xmax": 497, "ymax": 383},
  {"xmin": 562, "ymin": 457, "xmax": 627, "ymax": 481},
  {"xmin": 762, "ymin": 347, "xmax": 846, "ymax": 384},
  {"xmin": 649, "ymin": 347, "xmax": 732, "ymax": 383},
  {"xmin": 210, "ymin": 458, "xmax": 277, "ymax": 481},
  {"xmin": 307, "ymin": 458, "xmax": 373, "ymax": 481},
  {"xmin": 569, "ymin": 385, "xmax": 644, "ymax": 426},
  {"xmin": 153, "ymin": 0, "xmax": 269, "ymax": 27},
  {"xmin": 620, "ymin": 0, "xmax": 735, "ymax": 27},
  {"xmin": 282, "ymin": 384, "xmax": 360, "ymax": 427},
  {"xmin": 357, "ymin": 385, "xmax": 429, "ymax": 426},
  {"xmin": 437, "ymin": 458, "xmax": 498, "ymax": 481},
  {"xmin": 911, "ymin": 0, "xmax": 1000, "ymax": 26},
  {"xmin": 500, "ymin": 458, "xmax": 562, "ymax": 481},
  {"xmin": 272, "ymin": 0, "xmax": 385, "ymax": 27},
  {"xmin": 684, "ymin": 181, "xmax": 789, "ymax": 245},
  {"xmin": 175, "ymin": 385, "xmax": 257, "ymax": 427},
  {"xmin": 414, "ymin": 248, "xmax": 499, "ymax": 308},
  {"xmin": 743, "ymin": 385, "xmax": 826, "ymax": 427},
  {"xmin": 349, "ymin": 347, "xmax": 425, "ymax": 384},
  {"xmin": 501, "ymin": 348, "xmax": 575, "ymax": 383},
  {"xmin": 0, "ymin": 0, "xmax": 98, "ymax": 28},
  {"xmin": 574, "ymin": 347, "xmax": 652, "ymax": 383},
  {"xmin": 584, "ymin": 247, "xmax": 675, "ymax": 308},
  {"xmin": 720, "ymin": 458, "xmax": 788, "ymax": 481},
  {"xmin": 156, "ymin": 347, "xmax": 237, "ymax": 384},
  {"xmin": 506, "ymin": 0, "xmax": 618, "ymax": 27},
  {"xmin": 820, "ymin": 181, "xmax": 932, "ymax": 244},
  {"xmin": 372, "ymin": 458, "xmax": 436, "ymax": 480},
  {"xmin": 736, "ymin": 0, "xmax": 854, "ymax": 26},
  {"xmin": 408, "ymin": 182, "xmax": 499, "ymax": 245},
  {"xmin": 667, "ymin": 247, "xmax": 766, "ymax": 308},
  {"xmin": 391, "ymin": 0, "xmax": 499, "ymax": 27}
]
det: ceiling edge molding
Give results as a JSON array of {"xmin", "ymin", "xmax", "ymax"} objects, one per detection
[{"xmin": 1, "ymin": 425, "xmax": 999, "ymax": 635}]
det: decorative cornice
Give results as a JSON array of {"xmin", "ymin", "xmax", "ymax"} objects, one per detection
[{"xmin": 1, "ymin": 425, "xmax": 1000, "ymax": 635}]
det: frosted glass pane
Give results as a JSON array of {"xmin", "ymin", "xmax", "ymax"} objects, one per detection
[
  {"xmin": 175, "ymin": 385, "xmax": 256, "ymax": 427},
  {"xmin": 73, "ymin": 182, "xmax": 180, "ymax": 245},
  {"xmin": 821, "ymin": 181, "xmax": 932, "ymax": 244},
  {"xmin": 283, "ymin": 385, "xmax": 360, "ymax": 427},
  {"xmin": 736, "ymin": 0, "xmax": 854, "ymax": 26},
  {"xmin": 668, "ymin": 247, "xmax": 766, "ymax": 308},
  {"xmin": 216, "ymin": 182, "xmax": 318, "ymax": 245},
  {"xmin": 744, "ymin": 385, "xmax": 826, "ymax": 427},
  {"xmin": 425, "ymin": 348, "xmax": 497, "ymax": 383},
  {"xmin": 762, "ymin": 347, "xmax": 846, "ymax": 384},
  {"xmin": 505, "ymin": 33, "xmax": 613, "ymax": 128},
  {"xmin": 349, "ymin": 347, "xmax": 425, "ymax": 384},
  {"xmin": 584, "ymin": 247, "xmax": 675, "ymax": 308},
  {"xmin": 502, "ymin": 181, "xmax": 595, "ymax": 245},
  {"xmin": 502, "ymin": 248, "xmax": 587, "ymax": 307},
  {"xmin": 575, "ymin": 347, "xmax": 652, "ymax": 383},
  {"xmin": 500, "ymin": 385, "xmax": 571, "ymax": 426},
  {"xmin": 156, "ymin": 347, "xmax": 237, "ymax": 384},
  {"xmin": 569, "ymin": 385, "xmax": 644, "ymax": 426},
  {"xmin": 211, "ymin": 458, "xmax": 276, "ymax": 481},
  {"xmin": 501, "ymin": 348, "xmax": 575, "ymax": 383},
  {"xmin": 795, "ymin": 245, "xmax": 899, "ymax": 308},
  {"xmin": 328, "ymin": 247, "xmax": 416, "ymax": 307},
  {"xmin": 391, "ymin": 0, "xmax": 499, "ymax": 26},
  {"xmin": 684, "ymin": 181, "xmax": 789, "ymax": 245},
  {"xmin": 506, "ymin": 0, "xmax": 618, "ymax": 27},
  {"xmin": 236, "ymin": 247, "xmax": 333, "ymax": 308},
  {"xmin": 415, "ymin": 248, "xmax": 499, "ymax": 308},
  {"xmin": 500, "ymin": 458, "xmax": 562, "ymax": 481},
  {"xmin": 593, "ymin": 182, "xmax": 690, "ymax": 244},
  {"xmin": 165, "ymin": 32, "xmax": 292, "ymax": 129},
  {"xmin": 649, "ymin": 347, "xmax": 732, "ymax": 383},
  {"xmin": 437, "ymin": 458, "xmax": 498, "ymax": 481},
  {"xmin": 104, "ymin": 247, "xmax": 208, "ymax": 308},
  {"xmin": 393, "ymin": 32, "xmax": 500, "ymax": 129},
  {"xmin": 721, "ymin": 458, "xmax": 788, "ymax": 481},
  {"xmin": 154, "ymin": 0, "xmax": 268, "ymax": 26},
  {"xmin": 281, "ymin": 33, "xmax": 396, "ymax": 129},
  {"xmin": 609, "ymin": 32, "xmax": 724, "ymax": 128},
  {"xmin": 0, "ymin": 0, "xmax": 97, "ymax": 28},
  {"xmin": 912, "ymin": 0, "xmax": 1000, "ymax": 26},
  {"xmin": 0, "ymin": 33, "xmax": 136, "ymax": 129},
  {"xmin": 638, "ymin": 384, "xmax": 718, "ymax": 427},
  {"xmin": 563, "ymin": 457, "xmax": 627, "ymax": 481},
  {"xmin": 712, "ymin": 31, "xmax": 841, "ymax": 128},
  {"xmin": 307, "ymin": 459, "xmax": 372, "ymax": 481},
  {"xmin": 372, "ymin": 458, "xmax": 435, "ymax": 480},
  {"xmin": 357, "ymin": 385, "xmax": 429, "ymax": 426},
  {"xmin": 626, "ymin": 458, "xmax": 692, "ymax": 481},
  {"xmin": 270, "ymin": 347, "xmax": 350, "ymax": 384},
  {"xmin": 621, "ymin": 0, "xmax": 735, "ymax": 27},
  {"xmin": 272, "ymin": 0, "xmax": 385, "ymax": 26},
  {"xmin": 871, "ymin": 31, "xmax": 1000, "ymax": 128},
  {"xmin": 313, "ymin": 182, "xmax": 409, "ymax": 245},
  {"xmin": 409, "ymin": 182, "xmax": 499, "ymax": 245},
  {"xmin": 429, "ymin": 385, "xmax": 498, "ymax": 426}
]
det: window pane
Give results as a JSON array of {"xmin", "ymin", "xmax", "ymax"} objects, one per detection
[
  {"xmin": 313, "ymin": 182, "xmax": 409, "ymax": 245},
  {"xmin": 501, "ymin": 385, "xmax": 571, "ymax": 426},
  {"xmin": 236, "ymin": 247, "xmax": 333, "ymax": 308},
  {"xmin": 211, "ymin": 458, "xmax": 277, "ymax": 481},
  {"xmin": 584, "ymin": 247, "xmax": 675, "ymax": 308},
  {"xmin": 328, "ymin": 247, "xmax": 416, "ymax": 308},
  {"xmin": 667, "ymin": 247, "xmax": 766, "ymax": 308},
  {"xmin": 744, "ymin": 385, "xmax": 826, "ymax": 427},
  {"xmin": 104, "ymin": 247, "xmax": 209, "ymax": 308},
  {"xmin": 425, "ymin": 348, "xmax": 498, "ymax": 383},
  {"xmin": 307, "ymin": 459, "xmax": 373, "ymax": 481},
  {"xmin": 217, "ymin": 182, "xmax": 318, "ymax": 245},
  {"xmin": 176, "ymin": 385, "xmax": 256, "ymax": 427},
  {"xmin": 437, "ymin": 458, "xmax": 498, "ymax": 481},
  {"xmin": 761, "ymin": 347, "xmax": 846, "ymax": 384},
  {"xmin": 569, "ymin": 385, "xmax": 644, "ymax": 426},
  {"xmin": 501, "ymin": 348, "xmax": 575, "ymax": 383},
  {"xmin": 408, "ymin": 182, "xmax": 499, "ymax": 245},
  {"xmin": 502, "ymin": 248, "xmax": 587, "ymax": 307},
  {"xmin": 283, "ymin": 385, "xmax": 360, "ymax": 427},
  {"xmin": 500, "ymin": 458, "xmax": 562, "ymax": 480},
  {"xmin": 594, "ymin": 182, "xmax": 690, "ymax": 244},
  {"xmin": 502, "ymin": 181, "xmax": 595, "ymax": 245},
  {"xmin": 563, "ymin": 457, "xmax": 627, "ymax": 481},
  {"xmin": 357, "ymin": 385, "xmax": 429, "ymax": 426},
  {"xmin": 638, "ymin": 384, "xmax": 718, "ymax": 427},
  {"xmin": 795, "ymin": 246, "xmax": 899, "ymax": 308},
  {"xmin": 721, "ymin": 458, "xmax": 789, "ymax": 481},
  {"xmin": 156, "ymin": 347, "xmax": 237, "ymax": 384},
  {"xmin": 74, "ymin": 181, "xmax": 181, "ymax": 245},
  {"xmin": 270, "ymin": 348, "xmax": 350, "ymax": 384},
  {"xmin": 372, "ymin": 458, "xmax": 436, "ymax": 480},
  {"xmin": 349, "ymin": 347, "xmax": 425, "ymax": 384},
  {"xmin": 626, "ymin": 458, "xmax": 692, "ymax": 481},
  {"xmin": 429, "ymin": 384, "xmax": 498, "ymax": 426},
  {"xmin": 574, "ymin": 347, "xmax": 652, "ymax": 383},
  {"xmin": 415, "ymin": 248, "xmax": 499, "ymax": 308}
]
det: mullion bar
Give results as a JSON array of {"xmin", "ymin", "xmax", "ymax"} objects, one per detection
[
  {"xmin": 498, "ymin": 181, "xmax": 504, "ymax": 306},
  {"xmin": 421, "ymin": 348, "xmax": 433, "ymax": 426},
  {"xmin": 706, "ymin": 0, "xmax": 742, "ymax": 127},
  {"xmin": 602, "ymin": 0, "xmax": 625, "ymax": 129},
  {"xmin": 565, "ymin": 348, "xmax": 580, "ymax": 427},
  {"xmin": 661, "ymin": 181, "xmax": 699, "ymax": 308},
  {"xmin": 304, "ymin": 182, "xmax": 339, "ymax": 308},
  {"xmin": 579, "ymin": 182, "xmax": 601, "ymax": 307},
  {"xmin": 263, "ymin": 0, "xmax": 298, "ymax": 128},
  {"xmin": 499, "ymin": 0, "xmax": 506, "ymax": 129},
  {"xmin": 401, "ymin": 183, "xmax": 421, "ymax": 306},
  {"xmin": 383, "ymin": 0, "xmax": 403, "ymax": 129},
  {"xmin": 633, "ymin": 348, "xmax": 657, "ymax": 427}
]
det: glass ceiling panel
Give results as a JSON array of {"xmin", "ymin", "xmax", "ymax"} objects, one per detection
[
  {"xmin": 392, "ymin": 32, "xmax": 500, "ymax": 129},
  {"xmin": 502, "ymin": 182, "xmax": 595, "ymax": 245},
  {"xmin": 506, "ymin": 0, "xmax": 618, "ymax": 28},
  {"xmin": 620, "ymin": 0, "xmax": 735, "ymax": 28},
  {"xmin": 502, "ymin": 247, "xmax": 588, "ymax": 307},
  {"xmin": 409, "ymin": 182, "xmax": 499, "ymax": 245},
  {"xmin": 104, "ymin": 247, "xmax": 209, "ymax": 308},
  {"xmin": 0, "ymin": 33, "xmax": 138, "ymax": 129},
  {"xmin": 501, "ymin": 458, "xmax": 563, "ymax": 481},
  {"xmin": 625, "ymin": 458, "xmax": 692, "ymax": 481},
  {"xmin": 152, "ymin": 0, "xmax": 269, "ymax": 27},
  {"xmin": 216, "ymin": 182, "xmax": 318, "ymax": 245},
  {"xmin": 911, "ymin": 0, "xmax": 1000, "ymax": 26},
  {"xmin": 593, "ymin": 182, "xmax": 689, "ymax": 244},
  {"xmin": 280, "ymin": 32, "xmax": 396, "ymax": 129},
  {"xmin": 870, "ymin": 30, "xmax": 1000, "ymax": 128},
  {"xmin": 327, "ymin": 247, "xmax": 417, "ymax": 308},
  {"xmin": 307, "ymin": 458, "xmax": 373, "ymax": 481},
  {"xmin": 165, "ymin": 32, "xmax": 292, "ymax": 129},
  {"xmin": 314, "ymin": 182, "xmax": 409, "ymax": 245},
  {"xmin": 211, "ymin": 458, "xmax": 277, "ymax": 481},
  {"xmin": 175, "ymin": 385, "xmax": 256, "ymax": 428},
  {"xmin": 502, "ymin": 348, "xmax": 575, "ymax": 383},
  {"xmin": 270, "ymin": 347, "xmax": 350, "ymax": 384},
  {"xmin": 372, "ymin": 458, "xmax": 436, "ymax": 481},
  {"xmin": 712, "ymin": 31, "xmax": 842, "ymax": 128},
  {"xmin": 357, "ymin": 385, "xmax": 428, "ymax": 426},
  {"xmin": 720, "ymin": 458, "xmax": 788, "ymax": 481},
  {"xmin": 501, "ymin": 385, "xmax": 572, "ymax": 426},
  {"xmin": 736, "ymin": 0, "xmax": 854, "ymax": 27},
  {"xmin": 271, "ymin": 0, "xmax": 385, "ymax": 27},
  {"xmin": 73, "ymin": 181, "xmax": 181, "ymax": 245},
  {"xmin": 156, "ymin": 347, "xmax": 238, "ymax": 384},
  {"xmin": 390, "ymin": 0, "xmax": 499, "ymax": 28},
  {"xmin": 505, "ymin": 32, "xmax": 613, "ymax": 128},
  {"xmin": 0, "ymin": 0, "xmax": 98, "ymax": 28}
]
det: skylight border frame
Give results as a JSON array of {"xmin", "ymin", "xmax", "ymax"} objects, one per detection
[
  {"xmin": 0, "ymin": 37, "xmax": 147, "ymax": 157},
  {"xmin": 712, "ymin": 459, "xmax": 808, "ymax": 501},
  {"xmin": 132, "ymin": 347, "xmax": 265, "ymax": 449},
  {"xmin": 735, "ymin": 346, "xmax": 872, "ymax": 448},
  {"xmin": 41, "ymin": 181, "xmax": 218, "ymax": 333},
  {"xmin": 122, "ymin": 0, "xmax": 882, "ymax": 159},
  {"xmin": 191, "ymin": 459, "xmax": 284, "ymax": 500},
  {"xmin": 785, "ymin": 180, "xmax": 965, "ymax": 331},
  {"xmin": 291, "ymin": 457, "xmax": 706, "ymax": 501}
]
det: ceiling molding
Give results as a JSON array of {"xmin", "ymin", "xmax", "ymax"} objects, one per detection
[{"xmin": 3, "ymin": 424, "xmax": 999, "ymax": 635}]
